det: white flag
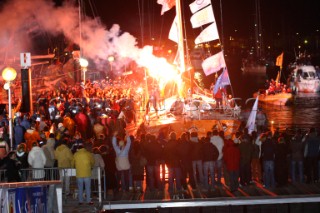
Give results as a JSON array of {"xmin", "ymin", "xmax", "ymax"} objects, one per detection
[
  {"xmin": 195, "ymin": 22, "xmax": 219, "ymax": 44},
  {"xmin": 190, "ymin": 5, "xmax": 215, "ymax": 28},
  {"xmin": 202, "ymin": 51, "xmax": 226, "ymax": 76},
  {"xmin": 246, "ymin": 95, "xmax": 259, "ymax": 134},
  {"xmin": 157, "ymin": 0, "xmax": 176, "ymax": 15},
  {"xmin": 189, "ymin": 0, "xmax": 211, "ymax": 14},
  {"xmin": 168, "ymin": 16, "xmax": 179, "ymax": 43}
]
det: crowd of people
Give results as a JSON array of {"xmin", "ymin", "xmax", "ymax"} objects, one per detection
[{"xmin": 0, "ymin": 78, "xmax": 320, "ymax": 203}]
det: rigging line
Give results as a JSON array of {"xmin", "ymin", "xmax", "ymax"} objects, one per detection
[
  {"xmin": 137, "ymin": 0, "xmax": 144, "ymax": 46},
  {"xmin": 147, "ymin": 0, "xmax": 152, "ymax": 41},
  {"xmin": 87, "ymin": 0, "xmax": 100, "ymax": 25}
]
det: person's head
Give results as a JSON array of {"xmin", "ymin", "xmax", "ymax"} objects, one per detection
[
  {"xmin": 169, "ymin": 131, "xmax": 176, "ymax": 141},
  {"xmin": 32, "ymin": 142, "xmax": 38, "ymax": 147},
  {"xmin": 7, "ymin": 151, "xmax": 16, "ymax": 160}
]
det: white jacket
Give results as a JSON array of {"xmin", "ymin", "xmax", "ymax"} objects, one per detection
[{"xmin": 28, "ymin": 146, "xmax": 47, "ymax": 179}]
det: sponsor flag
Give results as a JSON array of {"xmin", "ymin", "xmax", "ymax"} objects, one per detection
[
  {"xmin": 276, "ymin": 52, "xmax": 284, "ymax": 69},
  {"xmin": 157, "ymin": 0, "xmax": 176, "ymax": 15},
  {"xmin": 246, "ymin": 95, "xmax": 259, "ymax": 134},
  {"xmin": 202, "ymin": 51, "xmax": 226, "ymax": 76},
  {"xmin": 190, "ymin": 5, "xmax": 215, "ymax": 28},
  {"xmin": 195, "ymin": 22, "xmax": 219, "ymax": 44},
  {"xmin": 189, "ymin": 0, "xmax": 211, "ymax": 14},
  {"xmin": 213, "ymin": 68, "xmax": 231, "ymax": 94},
  {"xmin": 168, "ymin": 16, "xmax": 179, "ymax": 43}
]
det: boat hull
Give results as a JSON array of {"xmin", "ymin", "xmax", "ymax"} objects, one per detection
[{"xmin": 253, "ymin": 92, "xmax": 293, "ymax": 106}]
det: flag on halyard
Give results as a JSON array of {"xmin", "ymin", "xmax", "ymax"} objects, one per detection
[
  {"xmin": 157, "ymin": 0, "xmax": 176, "ymax": 15},
  {"xmin": 202, "ymin": 51, "xmax": 226, "ymax": 76},
  {"xmin": 168, "ymin": 15, "xmax": 179, "ymax": 43},
  {"xmin": 189, "ymin": 0, "xmax": 211, "ymax": 14},
  {"xmin": 246, "ymin": 95, "xmax": 259, "ymax": 134},
  {"xmin": 195, "ymin": 22, "xmax": 219, "ymax": 44},
  {"xmin": 213, "ymin": 68, "xmax": 231, "ymax": 94},
  {"xmin": 276, "ymin": 52, "xmax": 284, "ymax": 69},
  {"xmin": 190, "ymin": 5, "xmax": 215, "ymax": 28}
]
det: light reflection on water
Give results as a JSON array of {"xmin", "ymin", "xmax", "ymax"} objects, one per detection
[
  {"xmin": 234, "ymin": 71, "xmax": 320, "ymax": 132},
  {"xmin": 261, "ymin": 93, "xmax": 320, "ymax": 131}
]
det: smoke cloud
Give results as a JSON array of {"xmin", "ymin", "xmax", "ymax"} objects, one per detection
[{"xmin": 0, "ymin": 0, "xmax": 149, "ymax": 71}]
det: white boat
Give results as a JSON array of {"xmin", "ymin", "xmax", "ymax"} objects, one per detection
[{"xmin": 289, "ymin": 64, "xmax": 320, "ymax": 93}]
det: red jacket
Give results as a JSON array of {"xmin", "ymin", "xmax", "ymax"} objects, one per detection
[{"xmin": 223, "ymin": 139, "xmax": 240, "ymax": 171}]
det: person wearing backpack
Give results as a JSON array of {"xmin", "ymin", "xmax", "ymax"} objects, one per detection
[{"xmin": 202, "ymin": 131, "xmax": 219, "ymax": 191}]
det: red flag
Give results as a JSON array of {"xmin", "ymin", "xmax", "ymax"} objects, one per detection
[{"xmin": 157, "ymin": 0, "xmax": 176, "ymax": 15}]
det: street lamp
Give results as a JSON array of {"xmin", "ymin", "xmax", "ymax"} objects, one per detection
[
  {"xmin": 108, "ymin": 56, "xmax": 114, "ymax": 71},
  {"xmin": 79, "ymin": 58, "xmax": 88, "ymax": 84},
  {"xmin": 2, "ymin": 67, "xmax": 17, "ymax": 150}
]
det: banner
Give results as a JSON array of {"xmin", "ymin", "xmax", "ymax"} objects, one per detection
[
  {"xmin": 168, "ymin": 16, "xmax": 179, "ymax": 43},
  {"xmin": 213, "ymin": 68, "xmax": 231, "ymax": 94},
  {"xmin": 202, "ymin": 51, "xmax": 226, "ymax": 76},
  {"xmin": 189, "ymin": 0, "xmax": 211, "ymax": 14},
  {"xmin": 14, "ymin": 187, "xmax": 47, "ymax": 213},
  {"xmin": 157, "ymin": 0, "xmax": 176, "ymax": 15},
  {"xmin": 195, "ymin": 22, "xmax": 219, "ymax": 44},
  {"xmin": 276, "ymin": 52, "xmax": 284, "ymax": 69},
  {"xmin": 190, "ymin": 5, "xmax": 215, "ymax": 28},
  {"xmin": 246, "ymin": 95, "xmax": 259, "ymax": 134}
]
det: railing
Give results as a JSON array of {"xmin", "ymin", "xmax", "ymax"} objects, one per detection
[{"xmin": 0, "ymin": 167, "xmax": 105, "ymax": 203}]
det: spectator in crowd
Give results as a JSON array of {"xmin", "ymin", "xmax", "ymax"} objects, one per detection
[
  {"xmin": 164, "ymin": 131, "xmax": 182, "ymax": 194},
  {"xmin": 72, "ymin": 143, "xmax": 95, "ymax": 205},
  {"xmin": 143, "ymin": 134, "xmax": 161, "ymax": 191},
  {"xmin": 210, "ymin": 129, "xmax": 224, "ymax": 185},
  {"xmin": 290, "ymin": 129, "xmax": 304, "ymax": 183},
  {"xmin": 238, "ymin": 129, "xmax": 253, "ymax": 187},
  {"xmin": 190, "ymin": 131, "xmax": 203, "ymax": 187},
  {"xmin": 28, "ymin": 142, "xmax": 47, "ymax": 180},
  {"xmin": 251, "ymin": 131, "xmax": 263, "ymax": 183},
  {"xmin": 24, "ymin": 123, "xmax": 41, "ymax": 151},
  {"xmin": 112, "ymin": 131, "xmax": 132, "ymax": 192},
  {"xmin": 275, "ymin": 137, "xmax": 289, "ymax": 186},
  {"xmin": 55, "ymin": 138, "xmax": 74, "ymax": 196},
  {"xmin": 0, "ymin": 130, "xmax": 9, "ymax": 160},
  {"xmin": 178, "ymin": 132, "xmax": 196, "ymax": 189},
  {"xmin": 203, "ymin": 131, "xmax": 219, "ymax": 191},
  {"xmin": 129, "ymin": 138, "xmax": 146, "ymax": 192},
  {"xmin": 0, "ymin": 151, "xmax": 21, "ymax": 182},
  {"xmin": 261, "ymin": 132, "xmax": 276, "ymax": 188},
  {"xmin": 99, "ymin": 144, "xmax": 117, "ymax": 200},
  {"xmin": 16, "ymin": 143, "xmax": 29, "ymax": 181},
  {"xmin": 223, "ymin": 135, "xmax": 240, "ymax": 192},
  {"xmin": 14, "ymin": 118, "xmax": 26, "ymax": 149},
  {"xmin": 304, "ymin": 127, "xmax": 320, "ymax": 183}
]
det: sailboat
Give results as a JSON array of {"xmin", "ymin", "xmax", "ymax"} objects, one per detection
[
  {"xmin": 241, "ymin": 0, "xmax": 266, "ymax": 76},
  {"xmin": 150, "ymin": 0, "xmax": 241, "ymax": 136}
]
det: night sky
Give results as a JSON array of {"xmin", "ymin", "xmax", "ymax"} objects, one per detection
[{"xmin": 85, "ymin": 0, "xmax": 320, "ymax": 45}]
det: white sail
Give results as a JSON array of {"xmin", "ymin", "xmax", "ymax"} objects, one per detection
[{"xmin": 246, "ymin": 95, "xmax": 259, "ymax": 134}]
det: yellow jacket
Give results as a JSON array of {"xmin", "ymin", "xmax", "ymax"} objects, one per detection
[{"xmin": 72, "ymin": 148, "xmax": 95, "ymax": 178}]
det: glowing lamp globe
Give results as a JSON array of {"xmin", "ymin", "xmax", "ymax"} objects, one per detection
[
  {"xmin": 79, "ymin": 58, "xmax": 89, "ymax": 68},
  {"xmin": 2, "ymin": 67, "xmax": 17, "ymax": 82}
]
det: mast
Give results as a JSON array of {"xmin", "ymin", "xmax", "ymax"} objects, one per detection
[{"xmin": 175, "ymin": 0, "xmax": 186, "ymax": 74}]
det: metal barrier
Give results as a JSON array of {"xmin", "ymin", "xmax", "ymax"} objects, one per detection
[{"xmin": 0, "ymin": 167, "xmax": 105, "ymax": 203}]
